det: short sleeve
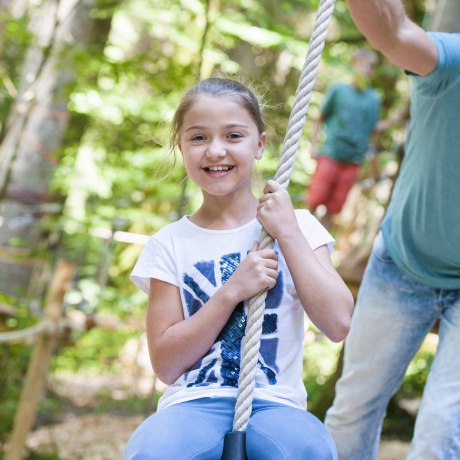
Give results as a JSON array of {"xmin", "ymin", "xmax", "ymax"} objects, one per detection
[
  {"xmin": 414, "ymin": 33, "xmax": 460, "ymax": 95},
  {"xmin": 295, "ymin": 209, "xmax": 335, "ymax": 253},
  {"xmin": 130, "ymin": 235, "xmax": 178, "ymax": 295}
]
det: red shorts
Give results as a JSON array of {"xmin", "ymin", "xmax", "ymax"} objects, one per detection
[{"xmin": 305, "ymin": 156, "xmax": 360, "ymax": 214}]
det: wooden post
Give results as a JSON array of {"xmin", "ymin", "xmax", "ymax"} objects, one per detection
[{"xmin": 5, "ymin": 260, "xmax": 74, "ymax": 460}]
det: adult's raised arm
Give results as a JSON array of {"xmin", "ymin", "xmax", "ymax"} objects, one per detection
[{"xmin": 347, "ymin": 0, "xmax": 438, "ymax": 76}]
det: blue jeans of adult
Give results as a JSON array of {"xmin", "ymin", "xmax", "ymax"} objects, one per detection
[
  {"xmin": 125, "ymin": 397, "xmax": 337, "ymax": 459},
  {"xmin": 325, "ymin": 232, "xmax": 460, "ymax": 460}
]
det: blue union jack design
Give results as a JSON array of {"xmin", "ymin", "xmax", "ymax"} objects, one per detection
[{"xmin": 182, "ymin": 252, "xmax": 284, "ymax": 388}]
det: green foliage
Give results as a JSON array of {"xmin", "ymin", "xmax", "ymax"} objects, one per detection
[
  {"xmin": 0, "ymin": 11, "xmax": 34, "ymax": 138},
  {"xmin": 302, "ymin": 330, "xmax": 342, "ymax": 408},
  {"xmin": 398, "ymin": 342, "xmax": 435, "ymax": 399},
  {"xmin": 52, "ymin": 327, "xmax": 139, "ymax": 374},
  {"xmin": 0, "ymin": 343, "xmax": 32, "ymax": 445},
  {"xmin": 23, "ymin": 452, "xmax": 60, "ymax": 460},
  {"xmin": 0, "ymin": 299, "xmax": 57, "ymax": 444},
  {"xmin": 380, "ymin": 344, "xmax": 435, "ymax": 439}
]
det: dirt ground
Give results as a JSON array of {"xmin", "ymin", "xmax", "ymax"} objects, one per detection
[{"xmin": 24, "ymin": 374, "xmax": 410, "ymax": 459}]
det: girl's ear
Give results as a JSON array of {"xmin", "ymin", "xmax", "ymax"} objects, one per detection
[
  {"xmin": 178, "ymin": 143, "xmax": 184, "ymax": 156},
  {"xmin": 255, "ymin": 132, "xmax": 267, "ymax": 160}
]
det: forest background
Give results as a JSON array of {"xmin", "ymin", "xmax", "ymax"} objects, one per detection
[{"xmin": 0, "ymin": 0, "xmax": 453, "ymax": 458}]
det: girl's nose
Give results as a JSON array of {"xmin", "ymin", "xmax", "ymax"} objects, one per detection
[{"xmin": 206, "ymin": 142, "xmax": 226, "ymax": 160}]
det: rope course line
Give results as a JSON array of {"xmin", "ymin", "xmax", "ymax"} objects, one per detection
[
  {"xmin": 0, "ymin": 318, "xmax": 65, "ymax": 343},
  {"xmin": 232, "ymin": 0, "xmax": 336, "ymax": 433}
]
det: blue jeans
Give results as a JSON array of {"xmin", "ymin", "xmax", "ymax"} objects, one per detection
[
  {"xmin": 125, "ymin": 397, "xmax": 337, "ymax": 459},
  {"xmin": 325, "ymin": 232, "xmax": 460, "ymax": 460}
]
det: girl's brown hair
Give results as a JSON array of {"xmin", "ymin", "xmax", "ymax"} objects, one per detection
[{"xmin": 170, "ymin": 78, "xmax": 265, "ymax": 151}]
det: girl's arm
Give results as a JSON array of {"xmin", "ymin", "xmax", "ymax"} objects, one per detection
[
  {"xmin": 276, "ymin": 233, "xmax": 353, "ymax": 342},
  {"xmin": 257, "ymin": 180, "xmax": 354, "ymax": 342},
  {"xmin": 146, "ymin": 241, "xmax": 278, "ymax": 384},
  {"xmin": 346, "ymin": 0, "xmax": 437, "ymax": 76}
]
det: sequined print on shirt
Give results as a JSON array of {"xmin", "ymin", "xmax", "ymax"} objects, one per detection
[{"xmin": 182, "ymin": 252, "xmax": 284, "ymax": 388}]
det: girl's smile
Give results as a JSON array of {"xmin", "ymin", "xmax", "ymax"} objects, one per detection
[
  {"xmin": 179, "ymin": 94, "xmax": 266, "ymax": 198},
  {"xmin": 202, "ymin": 165, "xmax": 235, "ymax": 174}
]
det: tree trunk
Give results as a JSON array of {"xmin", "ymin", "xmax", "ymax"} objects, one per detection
[{"xmin": 0, "ymin": 0, "xmax": 116, "ymax": 299}]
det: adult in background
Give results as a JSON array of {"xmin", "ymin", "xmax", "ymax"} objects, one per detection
[
  {"xmin": 305, "ymin": 49, "xmax": 380, "ymax": 230},
  {"xmin": 325, "ymin": 1, "xmax": 460, "ymax": 459}
]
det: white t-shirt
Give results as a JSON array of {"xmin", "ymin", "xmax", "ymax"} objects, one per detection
[{"xmin": 131, "ymin": 209, "xmax": 333, "ymax": 411}]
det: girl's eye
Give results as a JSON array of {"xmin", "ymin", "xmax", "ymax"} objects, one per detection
[
  {"xmin": 228, "ymin": 132, "xmax": 243, "ymax": 140},
  {"xmin": 191, "ymin": 135, "xmax": 206, "ymax": 142}
]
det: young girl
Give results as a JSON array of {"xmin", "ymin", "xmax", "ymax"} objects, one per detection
[{"xmin": 126, "ymin": 77, "xmax": 354, "ymax": 459}]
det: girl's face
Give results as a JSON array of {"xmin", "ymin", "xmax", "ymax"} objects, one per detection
[{"xmin": 179, "ymin": 94, "xmax": 266, "ymax": 198}]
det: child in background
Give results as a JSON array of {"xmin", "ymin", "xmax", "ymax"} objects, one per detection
[
  {"xmin": 306, "ymin": 49, "xmax": 381, "ymax": 231},
  {"xmin": 125, "ymin": 77, "xmax": 354, "ymax": 459}
]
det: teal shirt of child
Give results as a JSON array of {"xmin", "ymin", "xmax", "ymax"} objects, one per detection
[
  {"xmin": 319, "ymin": 83, "xmax": 380, "ymax": 164},
  {"xmin": 381, "ymin": 32, "xmax": 460, "ymax": 289}
]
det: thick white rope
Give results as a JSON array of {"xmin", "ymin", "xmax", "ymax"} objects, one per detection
[{"xmin": 232, "ymin": 0, "xmax": 336, "ymax": 432}]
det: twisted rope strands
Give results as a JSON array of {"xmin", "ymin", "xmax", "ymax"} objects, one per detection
[{"xmin": 232, "ymin": 0, "xmax": 336, "ymax": 432}]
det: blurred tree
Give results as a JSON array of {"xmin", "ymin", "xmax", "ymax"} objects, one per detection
[
  {"xmin": 0, "ymin": 0, "xmax": 118, "ymax": 300},
  {"xmin": 0, "ymin": 0, "xmax": 32, "ymax": 141}
]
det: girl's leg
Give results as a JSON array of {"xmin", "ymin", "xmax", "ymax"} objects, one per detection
[
  {"xmin": 246, "ymin": 400, "xmax": 337, "ymax": 460},
  {"xmin": 325, "ymin": 232, "xmax": 440, "ymax": 460},
  {"xmin": 124, "ymin": 397, "xmax": 234, "ymax": 460}
]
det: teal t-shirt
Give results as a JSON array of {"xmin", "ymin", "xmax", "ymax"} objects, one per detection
[
  {"xmin": 381, "ymin": 32, "xmax": 460, "ymax": 289},
  {"xmin": 319, "ymin": 83, "xmax": 380, "ymax": 164}
]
